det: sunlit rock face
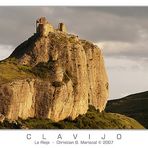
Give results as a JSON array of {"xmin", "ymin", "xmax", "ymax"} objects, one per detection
[{"xmin": 0, "ymin": 18, "xmax": 109, "ymax": 122}]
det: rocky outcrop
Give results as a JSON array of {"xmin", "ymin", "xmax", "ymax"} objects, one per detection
[
  {"xmin": 0, "ymin": 79, "xmax": 74, "ymax": 121},
  {"xmin": 0, "ymin": 18, "xmax": 109, "ymax": 122},
  {"xmin": 0, "ymin": 113, "xmax": 5, "ymax": 123}
]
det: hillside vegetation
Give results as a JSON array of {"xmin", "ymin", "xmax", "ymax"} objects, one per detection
[
  {"xmin": 0, "ymin": 58, "xmax": 34, "ymax": 84},
  {"xmin": 106, "ymin": 91, "xmax": 148, "ymax": 128},
  {"xmin": 0, "ymin": 106, "xmax": 144, "ymax": 129}
]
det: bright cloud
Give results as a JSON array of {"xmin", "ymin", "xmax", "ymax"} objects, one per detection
[{"xmin": 0, "ymin": 44, "xmax": 14, "ymax": 60}]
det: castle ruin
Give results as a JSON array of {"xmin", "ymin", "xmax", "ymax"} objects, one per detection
[
  {"xmin": 36, "ymin": 17, "xmax": 67, "ymax": 37},
  {"xmin": 36, "ymin": 17, "xmax": 54, "ymax": 36},
  {"xmin": 58, "ymin": 23, "xmax": 67, "ymax": 32}
]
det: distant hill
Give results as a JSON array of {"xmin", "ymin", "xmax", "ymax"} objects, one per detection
[{"xmin": 106, "ymin": 91, "xmax": 148, "ymax": 128}]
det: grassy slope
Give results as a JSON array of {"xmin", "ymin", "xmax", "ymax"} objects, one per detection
[
  {"xmin": 106, "ymin": 91, "xmax": 148, "ymax": 128},
  {"xmin": 0, "ymin": 58, "xmax": 63, "ymax": 84},
  {"xmin": 0, "ymin": 106, "xmax": 144, "ymax": 129},
  {"xmin": 0, "ymin": 58, "xmax": 34, "ymax": 84}
]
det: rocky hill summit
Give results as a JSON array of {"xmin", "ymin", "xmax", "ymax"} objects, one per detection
[{"xmin": 0, "ymin": 17, "xmax": 109, "ymax": 122}]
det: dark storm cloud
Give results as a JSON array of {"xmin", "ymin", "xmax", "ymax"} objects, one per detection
[
  {"xmin": 0, "ymin": 7, "xmax": 148, "ymax": 61},
  {"xmin": 0, "ymin": 6, "xmax": 148, "ymax": 47},
  {"xmin": 93, "ymin": 7, "xmax": 148, "ymax": 19}
]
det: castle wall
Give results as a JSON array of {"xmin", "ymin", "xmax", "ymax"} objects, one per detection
[{"xmin": 37, "ymin": 23, "xmax": 54, "ymax": 37}]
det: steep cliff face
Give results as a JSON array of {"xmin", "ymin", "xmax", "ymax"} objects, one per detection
[
  {"xmin": 0, "ymin": 20, "xmax": 109, "ymax": 122},
  {"xmin": 0, "ymin": 79, "xmax": 74, "ymax": 121}
]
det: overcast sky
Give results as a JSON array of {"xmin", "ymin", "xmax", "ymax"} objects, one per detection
[{"xmin": 0, "ymin": 7, "xmax": 148, "ymax": 100}]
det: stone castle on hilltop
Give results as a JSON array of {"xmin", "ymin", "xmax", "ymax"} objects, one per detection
[
  {"xmin": 0, "ymin": 17, "xmax": 109, "ymax": 122},
  {"xmin": 36, "ymin": 17, "xmax": 67, "ymax": 36}
]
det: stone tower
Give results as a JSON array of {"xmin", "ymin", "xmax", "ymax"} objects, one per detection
[
  {"xmin": 36, "ymin": 17, "xmax": 54, "ymax": 36},
  {"xmin": 58, "ymin": 23, "xmax": 67, "ymax": 33}
]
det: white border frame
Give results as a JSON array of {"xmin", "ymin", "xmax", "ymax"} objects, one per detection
[{"xmin": 0, "ymin": 0, "xmax": 148, "ymax": 6}]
